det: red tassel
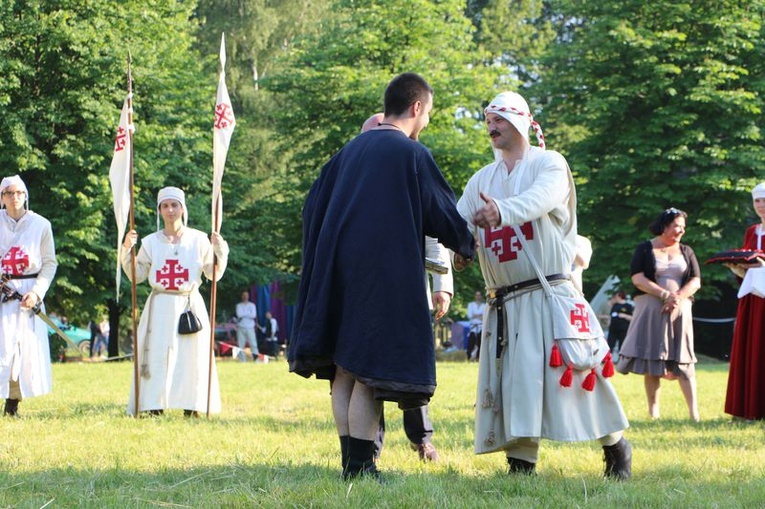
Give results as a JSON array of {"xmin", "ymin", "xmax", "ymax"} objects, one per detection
[
  {"xmin": 549, "ymin": 343, "xmax": 563, "ymax": 368},
  {"xmin": 602, "ymin": 352, "xmax": 615, "ymax": 378},
  {"xmin": 582, "ymin": 368, "xmax": 597, "ymax": 391},
  {"xmin": 559, "ymin": 365, "xmax": 573, "ymax": 387}
]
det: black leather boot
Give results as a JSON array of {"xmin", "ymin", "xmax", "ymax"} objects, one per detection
[
  {"xmin": 603, "ymin": 437, "xmax": 632, "ymax": 480},
  {"xmin": 3, "ymin": 398, "xmax": 19, "ymax": 417},
  {"xmin": 507, "ymin": 456, "xmax": 536, "ymax": 475},
  {"xmin": 343, "ymin": 437, "xmax": 380, "ymax": 481},
  {"xmin": 339, "ymin": 435, "xmax": 350, "ymax": 471}
]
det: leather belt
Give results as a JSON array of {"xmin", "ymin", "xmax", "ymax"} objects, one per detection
[
  {"xmin": 3, "ymin": 272, "xmax": 39, "ymax": 280},
  {"xmin": 489, "ymin": 273, "xmax": 569, "ymax": 360},
  {"xmin": 487, "ymin": 273, "xmax": 569, "ymax": 299}
]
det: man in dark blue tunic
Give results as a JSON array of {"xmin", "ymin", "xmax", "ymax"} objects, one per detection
[{"xmin": 289, "ymin": 73, "xmax": 475, "ymax": 479}]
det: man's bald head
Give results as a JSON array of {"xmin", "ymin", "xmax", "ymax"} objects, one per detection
[{"xmin": 361, "ymin": 113, "xmax": 384, "ymax": 133}]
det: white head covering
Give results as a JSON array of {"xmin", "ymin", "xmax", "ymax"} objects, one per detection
[
  {"xmin": 0, "ymin": 175, "xmax": 29, "ymax": 210},
  {"xmin": 484, "ymin": 92, "xmax": 546, "ymax": 150},
  {"xmin": 752, "ymin": 182, "xmax": 765, "ymax": 200},
  {"xmin": 156, "ymin": 186, "xmax": 188, "ymax": 229}
]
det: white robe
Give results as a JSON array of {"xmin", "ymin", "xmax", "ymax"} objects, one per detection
[
  {"xmin": 122, "ymin": 228, "xmax": 228, "ymax": 414},
  {"xmin": 457, "ymin": 148, "xmax": 628, "ymax": 452},
  {"xmin": 0, "ymin": 210, "xmax": 57, "ymax": 399}
]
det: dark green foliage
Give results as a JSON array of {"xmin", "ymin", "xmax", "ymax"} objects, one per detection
[
  {"xmin": 537, "ymin": 0, "xmax": 765, "ymax": 297},
  {"xmin": 0, "ymin": 1, "xmax": 212, "ymax": 323}
]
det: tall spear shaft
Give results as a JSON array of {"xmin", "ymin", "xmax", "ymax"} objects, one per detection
[
  {"xmin": 206, "ymin": 207, "xmax": 219, "ymax": 418},
  {"xmin": 207, "ymin": 33, "xmax": 235, "ymax": 417},
  {"xmin": 127, "ymin": 53, "xmax": 140, "ymax": 417}
]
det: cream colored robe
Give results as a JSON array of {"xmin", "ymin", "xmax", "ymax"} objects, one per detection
[
  {"xmin": 0, "ymin": 210, "xmax": 57, "ymax": 399},
  {"xmin": 457, "ymin": 148, "xmax": 628, "ymax": 452},
  {"xmin": 122, "ymin": 228, "xmax": 228, "ymax": 414}
]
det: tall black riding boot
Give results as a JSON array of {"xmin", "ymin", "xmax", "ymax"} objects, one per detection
[
  {"xmin": 603, "ymin": 437, "xmax": 632, "ymax": 480},
  {"xmin": 3, "ymin": 398, "xmax": 19, "ymax": 417},
  {"xmin": 343, "ymin": 437, "xmax": 380, "ymax": 481}
]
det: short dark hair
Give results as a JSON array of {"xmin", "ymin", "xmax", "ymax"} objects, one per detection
[
  {"xmin": 648, "ymin": 207, "xmax": 687, "ymax": 236},
  {"xmin": 383, "ymin": 73, "xmax": 433, "ymax": 116}
]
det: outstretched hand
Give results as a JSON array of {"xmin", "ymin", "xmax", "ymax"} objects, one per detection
[{"xmin": 473, "ymin": 192, "xmax": 501, "ymax": 229}]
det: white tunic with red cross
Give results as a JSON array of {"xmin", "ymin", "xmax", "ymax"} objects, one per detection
[
  {"xmin": 0, "ymin": 210, "xmax": 57, "ymax": 399},
  {"xmin": 457, "ymin": 147, "xmax": 628, "ymax": 451},
  {"xmin": 122, "ymin": 228, "xmax": 228, "ymax": 414}
]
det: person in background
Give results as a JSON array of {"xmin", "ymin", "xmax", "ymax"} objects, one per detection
[
  {"xmin": 723, "ymin": 182, "xmax": 765, "ymax": 421},
  {"xmin": 0, "ymin": 175, "xmax": 58, "ymax": 417},
  {"xmin": 289, "ymin": 73, "xmax": 475, "ymax": 480},
  {"xmin": 617, "ymin": 208, "xmax": 701, "ymax": 422},
  {"xmin": 606, "ymin": 291, "xmax": 633, "ymax": 357},
  {"xmin": 457, "ymin": 91, "xmax": 631, "ymax": 479},
  {"xmin": 466, "ymin": 291, "xmax": 486, "ymax": 361},
  {"xmin": 90, "ymin": 317, "xmax": 108, "ymax": 359},
  {"xmin": 122, "ymin": 186, "xmax": 228, "ymax": 417},
  {"xmin": 99, "ymin": 317, "xmax": 110, "ymax": 355},
  {"xmin": 235, "ymin": 291, "xmax": 258, "ymax": 361},
  {"xmin": 263, "ymin": 310, "xmax": 279, "ymax": 358}
]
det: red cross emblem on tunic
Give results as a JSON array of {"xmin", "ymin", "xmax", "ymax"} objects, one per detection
[
  {"xmin": 483, "ymin": 222, "xmax": 534, "ymax": 262},
  {"xmin": 114, "ymin": 126, "xmax": 127, "ymax": 152},
  {"xmin": 2, "ymin": 247, "xmax": 29, "ymax": 276},
  {"xmin": 569, "ymin": 303, "xmax": 591, "ymax": 333},
  {"xmin": 214, "ymin": 103, "xmax": 234, "ymax": 129},
  {"xmin": 156, "ymin": 259, "xmax": 189, "ymax": 291}
]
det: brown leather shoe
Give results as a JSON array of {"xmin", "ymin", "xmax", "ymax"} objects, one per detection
[{"xmin": 410, "ymin": 442, "xmax": 439, "ymax": 462}]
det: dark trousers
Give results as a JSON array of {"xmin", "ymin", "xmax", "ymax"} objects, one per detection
[
  {"xmin": 607, "ymin": 329, "xmax": 627, "ymax": 351},
  {"xmin": 467, "ymin": 330, "xmax": 481, "ymax": 360},
  {"xmin": 374, "ymin": 405, "xmax": 433, "ymax": 458}
]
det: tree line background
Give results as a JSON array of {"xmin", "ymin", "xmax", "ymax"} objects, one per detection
[{"xmin": 1, "ymin": 0, "xmax": 762, "ymax": 351}]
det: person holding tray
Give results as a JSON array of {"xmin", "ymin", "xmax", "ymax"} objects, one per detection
[{"xmin": 723, "ymin": 182, "xmax": 765, "ymax": 421}]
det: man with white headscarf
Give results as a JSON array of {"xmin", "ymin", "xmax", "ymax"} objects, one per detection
[
  {"xmin": 456, "ymin": 92, "xmax": 632, "ymax": 479},
  {"xmin": 122, "ymin": 186, "xmax": 228, "ymax": 416},
  {"xmin": 0, "ymin": 175, "xmax": 57, "ymax": 417}
]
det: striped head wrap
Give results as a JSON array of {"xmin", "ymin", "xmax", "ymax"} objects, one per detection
[{"xmin": 484, "ymin": 92, "xmax": 545, "ymax": 150}]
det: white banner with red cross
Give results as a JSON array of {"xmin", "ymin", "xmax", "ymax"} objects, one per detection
[
  {"xmin": 109, "ymin": 94, "xmax": 134, "ymax": 298},
  {"xmin": 212, "ymin": 33, "xmax": 236, "ymax": 233}
]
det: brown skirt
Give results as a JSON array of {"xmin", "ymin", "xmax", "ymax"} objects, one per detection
[{"xmin": 616, "ymin": 294, "xmax": 696, "ymax": 379}]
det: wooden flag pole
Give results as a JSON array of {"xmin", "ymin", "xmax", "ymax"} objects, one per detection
[
  {"xmin": 127, "ymin": 53, "xmax": 140, "ymax": 418},
  {"xmin": 206, "ymin": 33, "xmax": 235, "ymax": 418},
  {"xmin": 206, "ymin": 205, "xmax": 220, "ymax": 419}
]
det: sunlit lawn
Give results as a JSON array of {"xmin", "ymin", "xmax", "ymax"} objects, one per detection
[{"xmin": 0, "ymin": 355, "xmax": 762, "ymax": 508}]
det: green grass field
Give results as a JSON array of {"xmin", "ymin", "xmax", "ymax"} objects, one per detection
[{"xmin": 0, "ymin": 356, "xmax": 762, "ymax": 508}]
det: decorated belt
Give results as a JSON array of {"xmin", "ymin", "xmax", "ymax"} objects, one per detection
[{"xmin": 488, "ymin": 274, "xmax": 569, "ymax": 360}]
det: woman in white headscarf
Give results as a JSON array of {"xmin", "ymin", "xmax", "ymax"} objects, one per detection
[
  {"xmin": 122, "ymin": 187, "xmax": 228, "ymax": 416},
  {"xmin": 0, "ymin": 175, "xmax": 57, "ymax": 417}
]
